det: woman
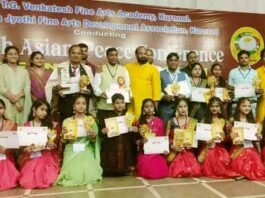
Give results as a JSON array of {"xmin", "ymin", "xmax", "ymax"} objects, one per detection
[
  {"xmin": 27, "ymin": 51, "xmax": 52, "ymax": 101},
  {"xmin": 0, "ymin": 46, "xmax": 31, "ymax": 125}
]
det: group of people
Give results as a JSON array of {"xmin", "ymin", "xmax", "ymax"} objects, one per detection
[{"xmin": 0, "ymin": 43, "xmax": 265, "ymax": 191}]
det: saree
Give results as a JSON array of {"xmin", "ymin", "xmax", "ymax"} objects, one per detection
[{"xmin": 27, "ymin": 67, "xmax": 52, "ymax": 101}]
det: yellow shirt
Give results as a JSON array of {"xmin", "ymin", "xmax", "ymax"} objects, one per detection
[
  {"xmin": 125, "ymin": 62, "xmax": 161, "ymax": 119},
  {"xmin": 256, "ymin": 65, "xmax": 265, "ymax": 122}
]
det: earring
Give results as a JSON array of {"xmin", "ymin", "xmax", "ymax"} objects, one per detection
[
  {"xmin": 33, "ymin": 111, "xmax": 36, "ymax": 117},
  {"xmin": 153, "ymin": 111, "xmax": 155, "ymax": 114},
  {"xmin": 73, "ymin": 109, "xmax": 75, "ymax": 114},
  {"xmin": 143, "ymin": 112, "xmax": 145, "ymax": 115}
]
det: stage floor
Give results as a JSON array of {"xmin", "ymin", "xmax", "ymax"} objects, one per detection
[{"xmin": 2, "ymin": 176, "xmax": 265, "ymax": 198}]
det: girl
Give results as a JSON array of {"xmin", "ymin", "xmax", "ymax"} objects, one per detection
[
  {"xmin": 189, "ymin": 62, "xmax": 207, "ymax": 122},
  {"xmin": 100, "ymin": 94, "xmax": 137, "ymax": 176},
  {"xmin": 199, "ymin": 97, "xmax": 238, "ymax": 178},
  {"xmin": 208, "ymin": 63, "xmax": 232, "ymax": 119},
  {"xmin": 19, "ymin": 100, "xmax": 60, "ymax": 188},
  {"xmin": 0, "ymin": 99, "xmax": 20, "ymax": 191},
  {"xmin": 229, "ymin": 97, "xmax": 265, "ymax": 180},
  {"xmin": 0, "ymin": 46, "xmax": 32, "ymax": 125},
  {"xmin": 167, "ymin": 98, "xmax": 201, "ymax": 177},
  {"xmin": 135, "ymin": 98, "xmax": 168, "ymax": 179},
  {"xmin": 210, "ymin": 63, "xmax": 227, "ymax": 88},
  {"xmin": 56, "ymin": 94, "xmax": 102, "ymax": 186},
  {"xmin": 27, "ymin": 51, "xmax": 52, "ymax": 101}
]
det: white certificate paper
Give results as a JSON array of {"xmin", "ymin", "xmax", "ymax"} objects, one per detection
[
  {"xmin": 196, "ymin": 123, "xmax": 212, "ymax": 141},
  {"xmin": 0, "ymin": 131, "xmax": 19, "ymax": 149},
  {"xmin": 164, "ymin": 81, "xmax": 191, "ymax": 96},
  {"xmin": 105, "ymin": 116, "xmax": 129, "ymax": 138},
  {"xmin": 144, "ymin": 136, "xmax": 169, "ymax": 154},
  {"xmin": 234, "ymin": 121, "xmax": 258, "ymax": 140},
  {"xmin": 17, "ymin": 127, "xmax": 48, "ymax": 146},
  {"xmin": 215, "ymin": 88, "xmax": 224, "ymax": 101},
  {"xmin": 58, "ymin": 67, "xmax": 70, "ymax": 84},
  {"xmin": 106, "ymin": 84, "xmax": 130, "ymax": 104},
  {"xmin": 190, "ymin": 87, "xmax": 210, "ymax": 103},
  {"xmin": 234, "ymin": 84, "xmax": 255, "ymax": 98}
]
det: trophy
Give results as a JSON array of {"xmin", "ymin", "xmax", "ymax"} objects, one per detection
[{"xmin": 79, "ymin": 75, "xmax": 90, "ymax": 91}]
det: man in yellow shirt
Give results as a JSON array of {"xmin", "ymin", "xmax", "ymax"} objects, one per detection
[
  {"xmin": 256, "ymin": 49, "xmax": 265, "ymax": 122},
  {"xmin": 125, "ymin": 46, "xmax": 161, "ymax": 119}
]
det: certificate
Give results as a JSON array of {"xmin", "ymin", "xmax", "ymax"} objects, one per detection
[
  {"xmin": 164, "ymin": 81, "xmax": 191, "ymax": 96},
  {"xmin": 61, "ymin": 82, "xmax": 80, "ymax": 95},
  {"xmin": 0, "ymin": 131, "xmax": 19, "ymax": 149},
  {"xmin": 58, "ymin": 66, "xmax": 70, "ymax": 84},
  {"xmin": 144, "ymin": 136, "xmax": 169, "ymax": 154},
  {"xmin": 173, "ymin": 129, "xmax": 197, "ymax": 148},
  {"xmin": 190, "ymin": 87, "xmax": 210, "ymax": 103},
  {"xmin": 196, "ymin": 123, "xmax": 212, "ymax": 141},
  {"xmin": 105, "ymin": 116, "xmax": 129, "ymax": 138},
  {"xmin": 63, "ymin": 119, "xmax": 78, "ymax": 139},
  {"xmin": 17, "ymin": 127, "xmax": 48, "ymax": 146},
  {"xmin": 234, "ymin": 84, "xmax": 255, "ymax": 98},
  {"xmin": 234, "ymin": 121, "xmax": 258, "ymax": 140},
  {"xmin": 106, "ymin": 84, "xmax": 130, "ymax": 104},
  {"xmin": 214, "ymin": 88, "xmax": 224, "ymax": 101}
]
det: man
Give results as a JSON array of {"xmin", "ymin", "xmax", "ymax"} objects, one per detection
[
  {"xmin": 256, "ymin": 49, "xmax": 265, "ymax": 122},
  {"xmin": 78, "ymin": 43, "xmax": 96, "ymax": 74},
  {"xmin": 181, "ymin": 51, "xmax": 207, "ymax": 79},
  {"xmin": 159, "ymin": 52, "xmax": 192, "ymax": 124},
  {"xmin": 93, "ymin": 47, "xmax": 130, "ymax": 123},
  {"xmin": 125, "ymin": 46, "xmax": 161, "ymax": 119},
  {"xmin": 146, "ymin": 48, "xmax": 163, "ymax": 71},
  {"xmin": 228, "ymin": 50, "xmax": 261, "ymax": 116},
  {"xmin": 45, "ymin": 45, "xmax": 94, "ymax": 122}
]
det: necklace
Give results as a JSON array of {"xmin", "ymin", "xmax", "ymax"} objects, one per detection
[
  {"xmin": 32, "ymin": 120, "xmax": 41, "ymax": 127},
  {"xmin": 191, "ymin": 77, "xmax": 201, "ymax": 87},
  {"xmin": 175, "ymin": 116, "xmax": 188, "ymax": 129},
  {"xmin": 106, "ymin": 63, "xmax": 118, "ymax": 80}
]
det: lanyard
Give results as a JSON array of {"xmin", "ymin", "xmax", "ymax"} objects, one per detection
[
  {"xmin": 168, "ymin": 70, "xmax": 178, "ymax": 83},
  {"xmin": 106, "ymin": 63, "xmax": 118, "ymax": 80},
  {"xmin": 239, "ymin": 68, "xmax": 251, "ymax": 79}
]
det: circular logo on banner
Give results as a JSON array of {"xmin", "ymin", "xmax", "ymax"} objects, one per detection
[{"xmin": 230, "ymin": 27, "xmax": 264, "ymax": 65}]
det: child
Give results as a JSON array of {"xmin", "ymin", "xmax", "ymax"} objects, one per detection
[
  {"xmin": 199, "ymin": 97, "xmax": 238, "ymax": 178},
  {"xmin": 100, "ymin": 94, "xmax": 137, "ymax": 176},
  {"xmin": 208, "ymin": 63, "xmax": 232, "ymax": 119},
  {"xmin": 229, "ymin": 97, "xmax": 265, "ymax": 180},
  {"xmin": 19, "ymin": 99, "xmax": 60, "ymax": 189},
  {"xmin": 167, "ymin": 98, "xmax": 201, "ymax": 177},
  {"xmin": 189, "ymin": 62, "xmax": 207, "ymax": 122},
  {"xmin": 135, "ymin": 98, "xmax": 168, "ymax": 179},
  {"xmin": 0, "ymin": 99, "xmax": 20, "ymax": 191},
  {"xmin": 210, "ymin": 63, "xmax": 227, "ymax": 88},
  {"xmin": 56, "ymin": 94, "xmax": 102, "ymax": 186}
]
